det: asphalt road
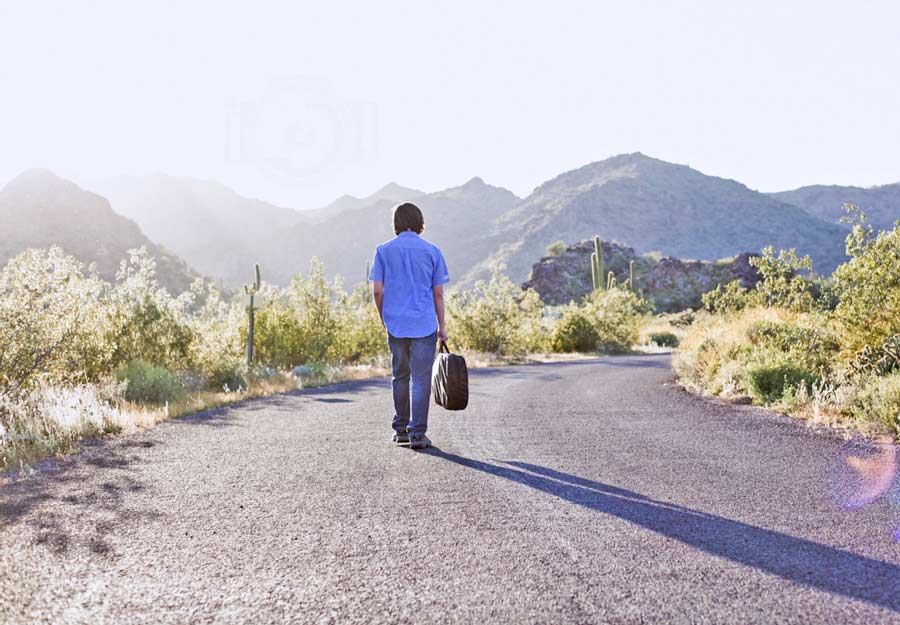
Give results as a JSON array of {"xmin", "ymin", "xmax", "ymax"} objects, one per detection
[{"xmin": 3, "ymin": 354, "xmax": 900, "ymax": 625}]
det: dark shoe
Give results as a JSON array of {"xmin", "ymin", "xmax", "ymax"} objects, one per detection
[
  {"xmin": 392, "ymin": 430, "xmax": 410, "ymax": 444},
  {"xmin": 409, "ymin": 434, "xmax": 431, "ymax": 450}
]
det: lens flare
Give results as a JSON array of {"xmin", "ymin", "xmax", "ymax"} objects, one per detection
[{"xmin": 831, "ymin": 438, "xmax": 898, "ymax": 511}]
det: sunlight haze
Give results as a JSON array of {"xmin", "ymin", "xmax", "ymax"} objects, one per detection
[{"xmin": 1, "ymin": 0, "xmax": 897, "ymax": 208}]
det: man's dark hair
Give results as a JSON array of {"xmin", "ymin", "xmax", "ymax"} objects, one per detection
[{"xmin": 393, "ymin": 202, "xmax": 424, "ymax": 235}]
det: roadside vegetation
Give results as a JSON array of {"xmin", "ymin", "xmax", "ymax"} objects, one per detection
[
  {"xmin": 674, "ymin": 207, "xmax": 900, "ymax": 436},
  {"xmin": 7, "ymin": 204, "xmax": 893, "ymax": 471},
  {"xmin": 0, "ymin": 250, "xmax": 651, "ymax": 471}
]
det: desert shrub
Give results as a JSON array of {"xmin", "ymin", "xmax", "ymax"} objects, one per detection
[
  {"xmin": 546, "ymin": 241, "xmax": 567, "ymax": 257},
  {"xmin": 252, "ymin": 284, "xmax": 304, "ymax": 369},
  {"xmin": 107, "ymin": 249, "xmax": 194, "ymax": 370},
  {"xmin": 649, "ymin": 331, "xmax": 679, "ymax": 348},
  {"xmin": 849, "ymin": 335, "xmax": 900, "ymax": 377},
  {"xmin": 809, "ymin": 276, "xmax": 841, "ymax": 312},
  {"xmin": 750, "ymin": 246, "xmax": 816, "ymax": 312},
  {"xmin": 334, "ymin": 282, "xmax": 389, "ymax": 363},
  {"xmin": 447, "ymin": 269, "xmax": 547, "ymax": 355},
  {"xmin": 115, "ymin": 360, "xmax": 183, "ymax": 404},
  {"xmin": 251, "ymin": 260, "xmax": 350, "ymax": 367},
  {"xmin": 702, "ymin": 280, "xmax": 755, "ymax": 314},
  {"xmin": 286, "ymin": 259, "xmax": 344, "ymax": 362},
  {"xmin": 551, "ymin": 308, "xmax": 599, "ymax": 352},
  {"xmin": 745, "ymin": 319, "xmax": 839, "ymax": 374},
  {"xmin": 186, "ymin": 281, "xmax": 247, "ymax": 388},
  {"xmin": 833, "ymin": 211, "xmax": 900, "ymax": 353},
  {"xmin": 674, "ymin": 308, "xmax": 832, "ymax": 402},
  {"xmin": 0, "ymin": 247, "xmax": 113, "ymax": 389},
  {"xmin": 842, "ymin": 372, "xmax": 900, "ymax": 434},
  {"xmin": 583, "ymin": 288, "xmax": 650, "ymax": 353},
  {"xmin": 746, "ymin": 360, "xmax": 818, "ymax": 405},
  {"xmin": 675, "ymin": 216, "xmax": 900, "ymax": 436},
  {"xmin": 667, "ymin": 309, "xmax": 696, "ymax": 327}
]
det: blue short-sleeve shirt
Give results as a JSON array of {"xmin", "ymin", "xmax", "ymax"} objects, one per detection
[{"xmin": 369, "ymin": 231, "xmax": 450, "ymax": 338}]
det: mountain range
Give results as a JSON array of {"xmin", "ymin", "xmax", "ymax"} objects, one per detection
[
  {"xmin": 301, "ymin": 182, "xmax": 425, "ymax": 224},
  {"xmin": 94, "ymin": 174, "xmax": 302, "ymax": 286},
  {"xmin": 92, "ymin": 176, "xmax": 427, "ymax": 286},
  {"xmin": 2, "ymin": 154, "xmax": 898, "ymax": 294},
  {"xmin": 262, "ymin": 176, "xmax": 520, "ymax": 286},
  {"xmin": 0, "ymin": 170, "xmax": 197, "ymax": 293},
  {"xmin": 769, "ymin": 183, "xmax": 900, "ymax": 233},
  {"xmin": 465, "ymin": 153, "xmax": 850, "ymax": 283}
]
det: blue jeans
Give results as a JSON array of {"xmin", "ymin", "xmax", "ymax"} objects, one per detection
[{"xmin": 388, "ymin": 331, "xmax": 437, "ymax": 437}]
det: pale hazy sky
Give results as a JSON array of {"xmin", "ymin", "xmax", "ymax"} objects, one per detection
[{"xmin": 1, "ymin": 0, "xmax": 898, "ymax": 208}]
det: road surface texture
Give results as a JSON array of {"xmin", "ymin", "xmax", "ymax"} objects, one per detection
[{"xmin": 3, "ymin": 354, "xmax": 900, "ymax": 624}]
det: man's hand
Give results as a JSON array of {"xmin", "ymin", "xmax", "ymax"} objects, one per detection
[{"xmin": 438, "ymin": 327, "xmax": 449, "ymax": 343}]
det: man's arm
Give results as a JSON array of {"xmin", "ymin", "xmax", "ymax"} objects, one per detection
[
  {"xmin": 372, "ymin": 280, "xmax": 385, "ymax": 326},
  {"xmin": 433, "ymin": 284, "xmax": 448, "ymax": 343}
]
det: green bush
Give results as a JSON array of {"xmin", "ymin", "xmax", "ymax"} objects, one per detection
[
  {"xmin": 702, "ymin": 280, "xmax": 755, "ymax": 314},
  {"xmin": 251, "ymin": 260, "xmax": 388, "ymax": 367},
  {"xmin": 848, "ymin": 334, "xmax": 900, "ymax": 377},
  {"xmin": 0, "ymin": 248, "xmax": 114, "ymax": 389},
  {"xmin": 746, "ymin": 362, "xmax": 817, "ymax": 405},
  {"xmin": 649, "ymin": 331, "xmax": 679, "ymax": 348},
  {"xmin": 667, "ymin": 309, "xmax": 696, "ymax": 327},
  {"xmin": 833, "ymin": 209, "xmax": 900, "ymax": 353},
  {"xmin": 745, "ymin": 320, "xmax": 839, "ymax": 373},
  {"xmin": 115, "ymin": 360, "xmax": 183, "ymax": 404},
  {"xmin": 185, "ymin": 281, "xmax": 247, "ymax": 389},
  {"xmin": 843, "ymin": 372, "xmax": 900, "ymax": 434},
  {"xmin": 584, "ymin": 288, "xmax": 650, "ymax": 353},
  {"xmin": 334, "ymin": 282, "xmax": 389, "ymax": 363},
  {"xmin": 750, "ymin": 246, "xmax": 816, "ymax": 312},
  {"xmin": 107, "ymin": 249, "xmax": 194, "ymax": 371},
  {"xmin": 546, "ymin": 241, "xmax": 567, "ymax": 257},
  {"xmin": 447, "ymin": 268, "xmax": 547, "ymax": 355},
  {"xmin": 551, "ymin": 308, "xmax": 599, "ymax": 352}
]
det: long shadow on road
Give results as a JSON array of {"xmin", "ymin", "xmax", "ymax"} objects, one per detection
[{"xmin": 425, "ymin": 449, "xmax": 900, "ymax": 613}]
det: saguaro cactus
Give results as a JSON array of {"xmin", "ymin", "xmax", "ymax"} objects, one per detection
[
  {"xmin": 244, "ymin": 264, "xmax": 261, "ymax": 367},
  {"xmin": 629, "ymin": 260, "xmax": 635, "ymax": 293},
  {"xmin": 591, "ymin": 235, "xmax": 604, "ymax": 292},
  {"xmin": 607, "ymin": 271, "xmax": 616, "ymax": 290}
]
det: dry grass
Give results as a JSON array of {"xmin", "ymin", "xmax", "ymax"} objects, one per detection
[
  {"xmin": 1, "ymin": 362, "xmax": 394, "ymax": 473},
  {"xmin": 673, "ymin": 306, "xmax": 900, "ymax": 439},
  {"xmin": 0, "ymin": 383, "xmax": 165, "ymax": 472}
]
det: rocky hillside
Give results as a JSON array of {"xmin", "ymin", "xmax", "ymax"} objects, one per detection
[
  {"xmin": 94, "ymin": 174, "xmax": 304, "ymax": 287},
  {"xmin": 264, "ymin": 177, "xmax": 521, "ymax": 286},
  {"xmin": 523, "ymin": 239, "xmax": 760, "ymax": 312},
  {"xmin": 770, "ymin": 183, "xmax": 900, "ymax": 233},
  {"xmin": 463, "ymin": 153, "xmax": 848, "ymax": 286},
  {"xmin": 0, "ymin": 170, "xmax": 198, "ymax": 293}
]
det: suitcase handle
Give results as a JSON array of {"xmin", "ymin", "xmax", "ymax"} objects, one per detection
[{"xmin": 439, "ymin": 340, "xmax": 450, "ymax": 354}]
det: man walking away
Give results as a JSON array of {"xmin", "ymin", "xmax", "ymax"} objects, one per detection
[{"xmin": 369, "ymin": 202, "xmax": 450, "ymax": 450}]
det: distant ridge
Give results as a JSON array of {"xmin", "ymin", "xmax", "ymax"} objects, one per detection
[
  {"xmin": 461, "ymin": 153, "xmax": 849, "ymax": 285},
  {"xmin": 770, "ymin": 183, "xmax": 900, "ymax": 233},
  {"xmin": 93, "ymin": 174, "xmax": 303, "ymax": 286},
  {"xmin": 302, "ymin": 182, "xmax": 425, "ymax": 224},
  {"xmin": 0, "ymin": 169, "xmax": 198, "ymax": 292},
  {"xmin": 262, "ymin": 177, "xmax": 520, "ymax": 286}
]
